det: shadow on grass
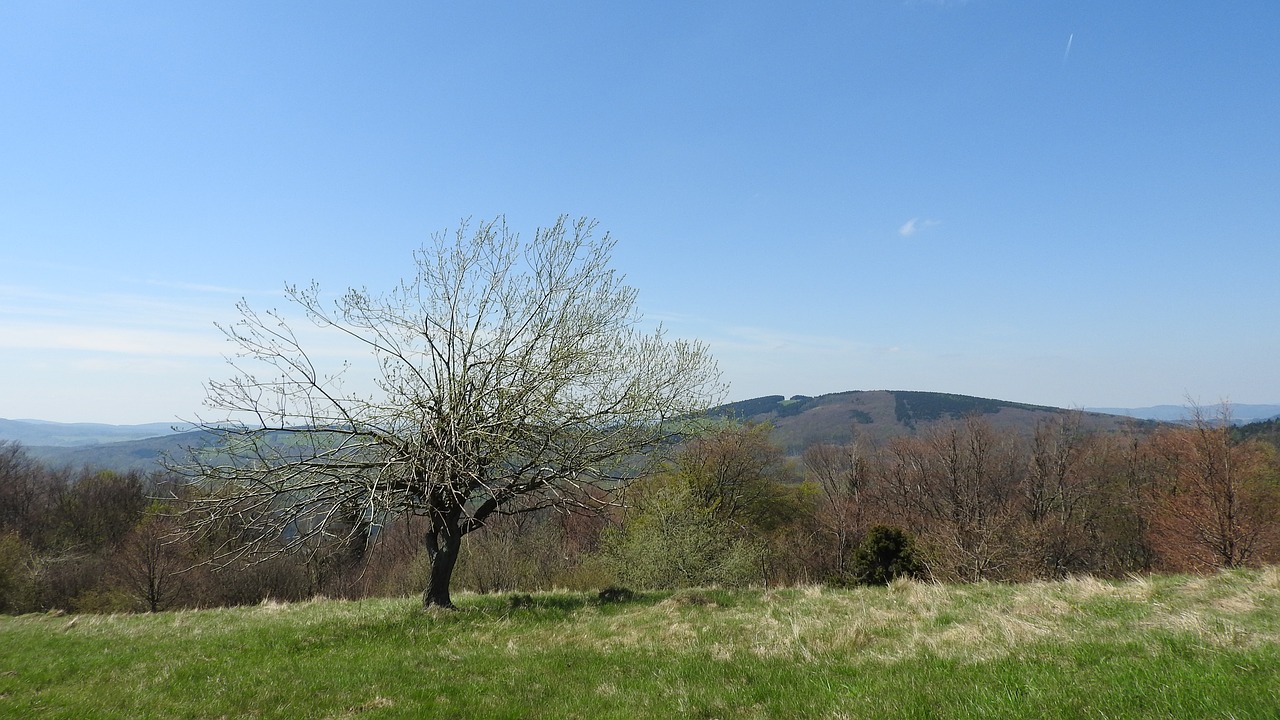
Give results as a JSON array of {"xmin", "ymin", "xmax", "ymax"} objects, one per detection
[
  {"xmin": 415, "ymin": 586, "xmax": 751, "ymax": 623},
  {"xmin": 441, "ymin": 587, "xmax": 666, "ymax": 617}
]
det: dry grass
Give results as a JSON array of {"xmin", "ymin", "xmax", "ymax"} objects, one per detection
[
  {"xmin": 477, "ymin": 569, "xmax": 1280, "ymax": 664},
  {"xmin": 5, "ymin": 569, "xmax": 1280, "ymax": 719}
]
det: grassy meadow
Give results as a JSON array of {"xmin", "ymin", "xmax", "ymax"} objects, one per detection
[{"xmin": 3, "ymin": 569, "xmax": 1280, "ymax": 719}]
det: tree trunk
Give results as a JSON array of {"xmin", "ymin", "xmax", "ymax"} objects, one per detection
[{"xmin": 422, "ymin": 524, "xmax": 462, "ymax": 609}]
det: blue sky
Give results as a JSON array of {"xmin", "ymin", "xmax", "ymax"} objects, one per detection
[{"xmin": 3, "ymin": 1, "xmax": 1278, "ymax": 424}]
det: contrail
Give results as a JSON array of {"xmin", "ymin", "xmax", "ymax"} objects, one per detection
[{"xmin": 1063, "ymin": 33, "xmax": 1074, "ymax": 63}]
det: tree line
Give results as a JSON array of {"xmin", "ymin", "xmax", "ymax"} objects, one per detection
[
  {"xmin": 2, "ymin": 406, "xmax": 1276, "ymax": 614},
  {"xmin": 597, "ymin": 407, "xmax": 1280, "ymax": 588},
  {"xmin": 0, "ymin": 440, "xmax": 376, "ymax": 613}
]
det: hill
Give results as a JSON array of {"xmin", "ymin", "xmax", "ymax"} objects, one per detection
[
  {"xmin": 22, "ymin": 429, "xmax": 215, "ymax": 473},
  {"xmin": 1234, "ymin": 417, "xmax": 1280, "ymax": 450},
  {"xmin": 711, "ymin": 390, "xmax": 1153, "ymax": 454},
  {"xmin": 0, "ymin": 418, "xmax": 186, "ymax": 447}
]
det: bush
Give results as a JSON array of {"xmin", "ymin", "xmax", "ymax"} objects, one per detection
[
  {"xmin": 72, "ymin": 587, "xmax": 136, "ymax": 614},
  {"xmin": 0, "ymin": 531, "xmax": 35, "ymax": 613},
  {"xmin": 600, "ymin": 478, "xmax": 766, "ymax": 590},
  {"xmin": 452, "ymin": 514, "xmax": 568, "ymax": 593},
  {"xmin": 849, "ymin": 526, "xmax": 924, "ymax": 586},
  {"xmin": 205, "ymin": 557, "xmax": 309, "ymax": 607}
]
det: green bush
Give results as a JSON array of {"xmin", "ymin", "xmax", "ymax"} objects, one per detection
[
  {"xmin": 72, "ymin": 587, "xmax": 136, "ymax": 614},
  {"xmin": 849, "ymin": 525, "xmax": 924, "ymax": 586},
  {"xmin": 600, "ymin": 478, "xmax": 765, "ymax": 589}
]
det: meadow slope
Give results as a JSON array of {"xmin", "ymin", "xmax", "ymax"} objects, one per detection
[{"xmin": 3, "ymin": 569, "xmax": 1280, "ymax": 718}]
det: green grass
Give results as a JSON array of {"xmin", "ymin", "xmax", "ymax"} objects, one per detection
[{"xmin": 4, "ymin": 569, "xmax": 1280, "ymax": 718}]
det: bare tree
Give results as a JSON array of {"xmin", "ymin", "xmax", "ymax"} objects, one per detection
[
  {"xmin": 0, "ymin": 442, "xmax": 45, "ymax": 539},
  {"xmin": 110, "ymin": 509, "xmax": 191, "ymax": 612},
  {"xmin": 875, "ymin": 417, "xmax": 1023, "ymax": 581},
  {"xmin": 802, "ymin": 435, "xmax": 868, "ymax": 577},
  {"xmin": 172, "ymin": 216, "xmax": 723, "ymax": 607},
  {"xmin": 1145, "ymin": 404, "xmax": 1280, "ymax": 570},
  {"xmin": 1022, "ymin": 413, "xmax": 1109, "ymax": 577}
]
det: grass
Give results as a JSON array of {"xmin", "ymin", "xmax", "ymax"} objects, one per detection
[{"xmin": 3, "ymin": 569, "xmax": 1280, "ymax": 718}]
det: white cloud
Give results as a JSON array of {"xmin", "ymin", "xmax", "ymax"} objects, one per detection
[{"xmin": 898, "ymin": 218, "xmax": 941, "ymax": 237}]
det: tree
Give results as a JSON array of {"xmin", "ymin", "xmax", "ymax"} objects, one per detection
[
  {"xmin": 671, "ymin": 423, "xmax": 818, "ymax": 586},
  {"xmin": 677, "ymin": 422, "xmax": 798, "ymax": 531},
  {"xmin": 173, "ymin": 216, "xmax": 723, "ymax": 607},
  {"xmin": 53, "ymin": 470, "xmax": 146, "ymax": 550},
  {"xmin": 0, "ymin": 442, "xmax": 46, "ymax": 540},
  {"xmin": 450, "ymin": 511, "xmax": 569, "ymax": 594},
  {"xmin": 0, "ymin": 530, "xmax": 35, "ymax": 613},
  {"xmin": 803, "ymin": 436, "xmax": 869, "ymax": 577},
  {"xmin": 1145, "ymin": 405, "xmax": 1280, "ymax": 570},
  {"xmin": 875, "ymin": 417, "xmax": 1023, "ymax": 581},
  {"xmin": 110, "ymin": 506, "xmax": 191, "ymax": 612},
  {"xmin": 1022, "ymin": 414, "xmax": 1111, "ymax": 577}
]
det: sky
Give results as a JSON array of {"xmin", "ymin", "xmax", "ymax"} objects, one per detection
[{"xmin": 2, "ymin": 1, "xmax": 1279, "ymax": 425}]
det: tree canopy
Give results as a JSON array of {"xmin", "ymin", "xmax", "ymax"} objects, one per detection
[{"xmin": 174, "ymin": 216, "xmax": 724, "ymax": 607}]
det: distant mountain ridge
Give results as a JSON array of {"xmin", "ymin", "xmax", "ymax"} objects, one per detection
[
  {"xmin": 0, "ymin": 419, "xmax": 197, "ymax": 474},
  {"xmin": 0, "ymin": 418, "xmax": 189, "ymax": 447},
  {"xmin": 1084, "ymin": 404, "xmax": 1280, "ymax": 424},
  {"xmin": 20, "ymin": 429, "xmax": 216, "ymax": 473},
  {"xmin": 7, "ymin": 392, "xmax": 1276, "ymax": 472}
]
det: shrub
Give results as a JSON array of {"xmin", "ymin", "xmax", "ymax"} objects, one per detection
[
  {"xmin": 849, "ymin": 525, "xmax": 924, "ymax": 586},
  {"xmin": 0, "ymin": 531, "xmax": 35, "ymax": 613},
  {"xmin": 600, "ymin": 478, "xmax": 766, "ymax": 589}
]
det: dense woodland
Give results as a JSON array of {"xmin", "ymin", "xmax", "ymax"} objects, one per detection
[{"xmin": 2, "ymin": 409, "xmax": 1278, "ymax": 614}]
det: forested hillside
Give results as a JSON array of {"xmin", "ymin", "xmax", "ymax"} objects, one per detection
[
  {"xmin": 22, "ymin": 429, "xmax": 219, "ymax": 473},
  {"xmin": 710, "ymin": 390, "xmax": 1151, "ymax": 454},
  {"xmin": 1235, "ymin": 417, "xmax": 1280, "ymax": 449}
]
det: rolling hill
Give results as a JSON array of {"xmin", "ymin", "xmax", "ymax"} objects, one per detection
[
  {"xmin": 0, "ymin": 418, "xmax": 188, "ymax": 447},
  {"xmin": 20, "ymin": 429, "xmax": 216, "ymax": 473},
  {"xmin": 709, "ymin": 390, "xmax": 1155, "ymax": 455}
]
